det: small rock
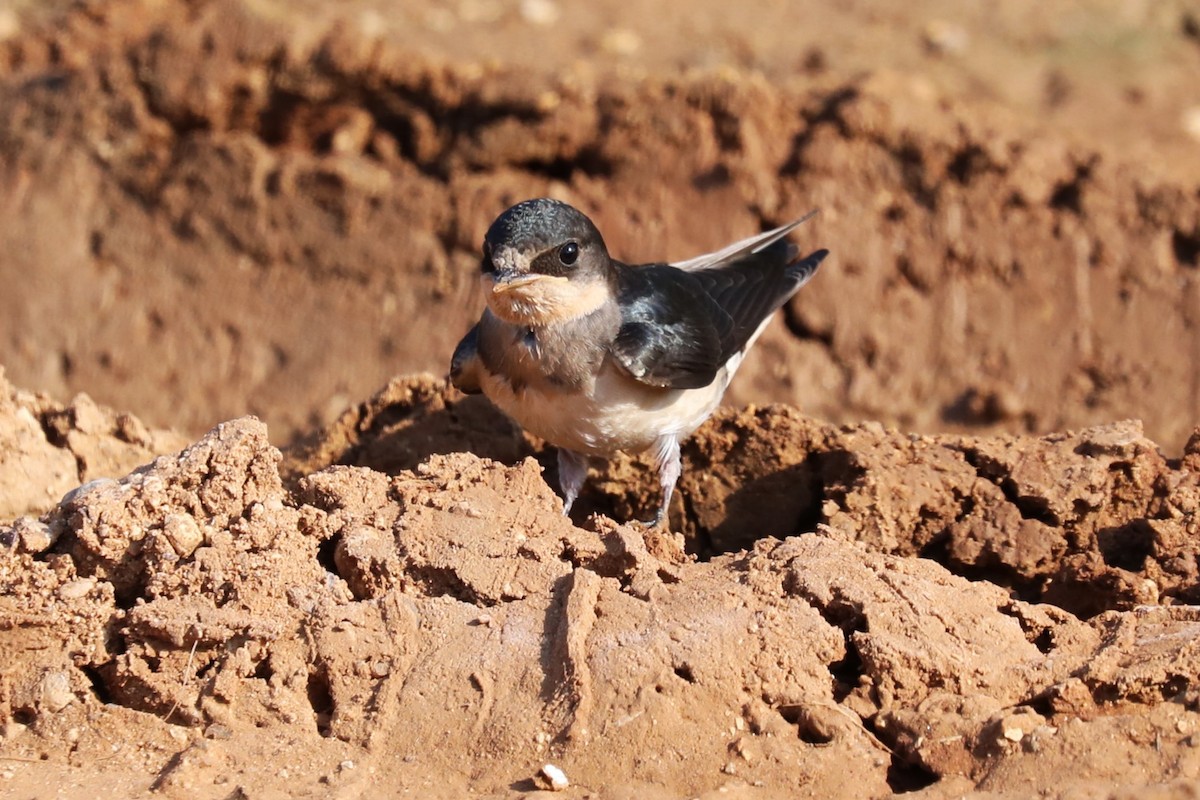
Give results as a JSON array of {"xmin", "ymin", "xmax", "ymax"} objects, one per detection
[
  {"xmin": 39, "ymin": 671, "xmax": 75, "ymax": 713},
  {"xmin": 1002, "ymin": 725, "xmax": 1024, "ymax": 742},
  {"xmin": 163, "ymin": 514, "xmax": 203, "ymax": 558},
  {"xmin": 204, "ymin": 723, "xmax": 233, "ymax": 740},
  {"xmin": 58, "ymin": 578, "xmax": 96, "ymax": 600},
  {"xmin": 13, "ymin": 518, "xmax": 55, "ymax": 553},
  {"xmin": 535, "ymin": 763, "xmax": 569, "ymax": 791},
  {"xmin": 70, "ymin": 394, "xmax": 109, "ymax": 435}
]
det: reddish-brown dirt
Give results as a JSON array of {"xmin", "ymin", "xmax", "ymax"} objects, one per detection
[{"xmin": 2, "ymin": 0, "xmax": 1200, "ymax": 797}]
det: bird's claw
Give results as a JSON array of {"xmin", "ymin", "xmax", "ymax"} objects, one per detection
[{"xmin": 639, "ymin": 507, "xmax": 668, "ymax": 529}]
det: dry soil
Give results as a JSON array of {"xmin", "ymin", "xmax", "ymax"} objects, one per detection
[{"xmin": 2, "ymin": 1, "xmax": 1200, "ymax": 798}]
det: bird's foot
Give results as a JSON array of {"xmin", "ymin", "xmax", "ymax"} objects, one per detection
[
  {"xmin": 557, "ymin": 448, "xmax": 590, "ymax": 518},
  {"xmin": 639, "ymin": 435, "xmax": 681, "ymax": 530},
  {"xmin": 637, "ymin": 505, "xmax": 669, "ymax": 529}
]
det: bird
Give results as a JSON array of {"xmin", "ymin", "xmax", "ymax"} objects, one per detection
[{"xmin": 450, "ymin": 198, "xmax": 828, "ymax": 526}]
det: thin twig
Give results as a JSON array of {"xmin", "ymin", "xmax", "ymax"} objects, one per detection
[{"xmin": 161, "ymin": 638, "xmax": 200, "ymax": 724}]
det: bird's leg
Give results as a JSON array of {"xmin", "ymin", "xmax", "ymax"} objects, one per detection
[
  {"xmin": 557, "ymin": 448, "xmax": 590, "ymax": 516},
  {"xmin": 648, "ymin": 435, "xmax": 682, "ymax": 527}
]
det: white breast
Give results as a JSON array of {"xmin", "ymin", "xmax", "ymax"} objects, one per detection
[{"xmin": 479, "ymin": 360, "xmax": 734, "ymax": 457}]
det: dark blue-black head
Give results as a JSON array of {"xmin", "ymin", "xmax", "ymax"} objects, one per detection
[
  {"xmin": 479, "ymin": 199, "xmax": 615, "ymax": 326},
  {"xmin": 481, "ymin": 198, "xmax": 610, "ymax": 279}
]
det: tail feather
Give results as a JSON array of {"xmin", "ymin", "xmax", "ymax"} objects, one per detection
[{"xmin": 671, "ymin": 210, "xmax": 820, "ymax": 272}]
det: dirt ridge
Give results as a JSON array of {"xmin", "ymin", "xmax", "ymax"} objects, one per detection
[
  {"xmin": 1, "ymin": 0, "xmax": 1198, "ymax": 448},
  {"xmin": 3, "ymin": 374, "xmax": 1200, "ymax": 797}
]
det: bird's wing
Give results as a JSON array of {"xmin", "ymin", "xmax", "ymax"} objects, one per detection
[
  {"xmin": 609, "ymin": 246, "xmax": 829, "ymax": 391},
  {"xmin": 669, "ymin": 210, "xmax": 818, "ymax": 272},
  {"xmin": 608, "ymin": 265, "xmax": 728, "ymax": 390},
  {"xmin": 449, "ymin": 324, "xmax": 484, "ymax": 394},
  {"xmin": 690, "ymin": 246, "xmax": 828, "ymax": 356}
]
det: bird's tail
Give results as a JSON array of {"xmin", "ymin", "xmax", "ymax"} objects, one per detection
[{"xmin": 786, "ymin": 248, "xmax": 829, "ymax": 290}]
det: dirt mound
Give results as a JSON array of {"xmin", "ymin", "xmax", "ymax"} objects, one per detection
[
  {"xmin": 291, "ymin": 376, "xmax": 1200, "ymax": 620},
  {"xmin": 2, "ymin": 0, "xmax": 1200, "ymax": 796},
  {"xmin": 0, "ymin": 0, "xmax": 1198, "ymax": 450},
  {"xmin": 3, "ymin": 374, "xmax": 1200, "ymax": 797},
  {"xmin": 0, "ymin": 367, "xmax": 186, "ymax": 520}
]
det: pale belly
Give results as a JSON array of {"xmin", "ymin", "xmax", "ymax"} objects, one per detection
[{"xmin": 479, "ymin": 361, "xmax": 733, "ymax": 456}]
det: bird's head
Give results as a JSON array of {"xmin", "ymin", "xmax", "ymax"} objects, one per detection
[{"xmin": 480, "ymin": 198, "xmax": 614, "ymax": 327}]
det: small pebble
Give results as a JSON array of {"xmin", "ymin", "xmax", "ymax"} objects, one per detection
[
  {"xmin": 163, "ymin": 514, "xmax": 203, "ymax": 558},
  {"xmin": 536, "ymin": 763, "xmax": 569, "ymax": 791},
  {"xmin": 14, "ymin": 518, "xmax": 55, "ymax": 553},
  {"xmin": 39, "ymin": 671, "xmax": 74, "ymax": 713},
  {"xmin": 58, "ymin": 578, "xmax": 96, "ymax": 601},
  {"xmin": 204, "ymin": 723, "xmax": 233, "ymax": 740}
]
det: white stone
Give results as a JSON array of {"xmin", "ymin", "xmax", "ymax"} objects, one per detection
[{"xmin": 537, "ymin": 763, "xmax": 569, "ymax": 791}]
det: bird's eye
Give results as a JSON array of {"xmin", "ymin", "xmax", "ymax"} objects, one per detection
[
  {"xmin": 480, "ymin": 241, "xmax": 495, "ymax": 273},
  {"xmin": 558, "ymin": 242, "xmax": 579, "ymax": 266}
]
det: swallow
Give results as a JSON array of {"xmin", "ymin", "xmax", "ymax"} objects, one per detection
[{"xmin": 450, "ymin": 198, "xmax": 828, "ymax": 526}]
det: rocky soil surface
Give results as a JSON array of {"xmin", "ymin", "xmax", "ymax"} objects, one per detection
[{"xmin": 2, "ymin": 0, "xmax": 1200, "ymax": 797}]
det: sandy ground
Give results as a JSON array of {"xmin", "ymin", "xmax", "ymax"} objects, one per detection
[{"xmin": 2, "ymin": 0, "xmax": 1200, "ymax": 797}]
